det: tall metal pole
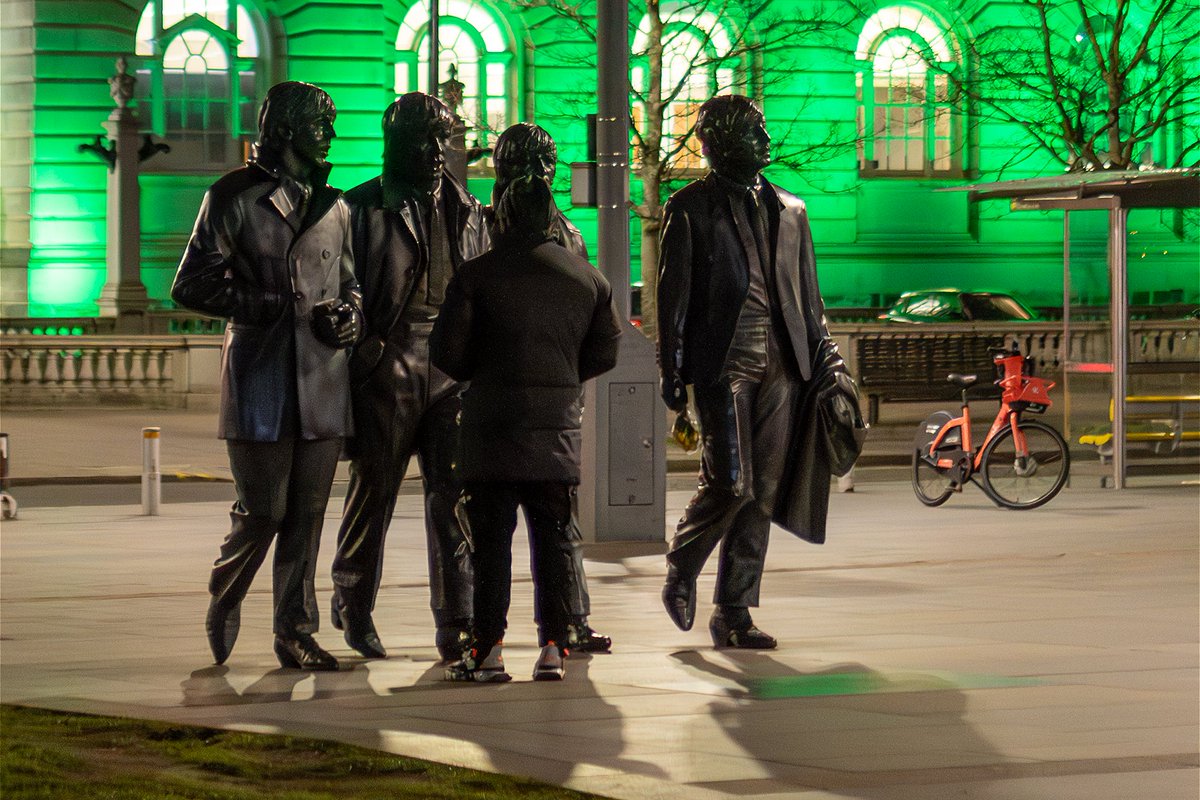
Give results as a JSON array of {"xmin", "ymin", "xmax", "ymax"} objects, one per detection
[
  {"xmin": 428, "ymin": 0, "xmax": 440, "ymax": 95},
  {"xmin": 1108, "ymin": 205, "xmax": 1128, "ymax": 489},
  {"xmin": 578, "ymin": 0, "xmax": 665, "ymax": 543},
  {"xmin": 596, "ymin": 0, "xmax": 630, "ymax": 316}
]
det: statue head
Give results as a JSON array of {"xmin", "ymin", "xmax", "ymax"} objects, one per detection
[
  {"xmin": 256, "ymin": 81, "xmax": 337, "ymax": 182},
  {"xmin": 696, "ymin": 94, "xmax": 771, "ymax": 185},
  {"xmin": 492, "ymin": 123, "xmax": 558, "ymax": 202},
  {"xmin": 382, "ymin": 92, "xmax": 455, "ymax": 196},
  {"xmin": 494, "ymin": 175, "xmax": 554, "ymax": 247}
]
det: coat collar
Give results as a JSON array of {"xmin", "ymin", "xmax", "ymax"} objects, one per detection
[{"xmin": 247, "ymin": 155, "xmax": 340, "ymax": 231}]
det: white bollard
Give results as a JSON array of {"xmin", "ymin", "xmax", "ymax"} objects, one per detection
[{"xmin": 142, "ymin": 427, "xmax": 161, "ymax": 515}]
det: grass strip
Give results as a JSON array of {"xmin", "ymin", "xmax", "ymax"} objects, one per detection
[{"xmin": 1, "ymin": 704, "xmax": 600, "ymax": 800}]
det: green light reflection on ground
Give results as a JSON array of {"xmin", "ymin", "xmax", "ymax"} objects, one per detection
[{"xmin": 747, "ymin": 671, "xmax": 1044, "ymax": 699}]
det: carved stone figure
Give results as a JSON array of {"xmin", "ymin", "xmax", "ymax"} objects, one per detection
[
  {"xmin": 483, "ymin": 122, "xmax": 609, "ymax": 654},
  {"xmin": 109, "ymin": 57, "xmax": 136, "ymax": 109},
  {"xmin": 332, "ymin": 92, "xmax": 489, "ymax": 660},
  {"xmin": 431, "ymin": 175, "xmax": 622, "ymax": 681},
  {"xmin": 656, "ymin": 94, "xmax": 834, "ymax": 650},
  {"xmin": 171, "ymin": 80, "xmax": 362, "ymax": 670}
]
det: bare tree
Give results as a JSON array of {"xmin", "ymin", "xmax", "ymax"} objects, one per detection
[
  {"xmin": 510, "ymin": 0, "xmax": 850, "ymax": 339},
  {"xmin": 948, "ymin": 0, "xmax": 1198, "ymax": 172}
]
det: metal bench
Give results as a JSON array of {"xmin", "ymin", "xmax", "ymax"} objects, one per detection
[{"xmin": 854, "ymin": 333, "xmax": 1006, "ymax": 424}]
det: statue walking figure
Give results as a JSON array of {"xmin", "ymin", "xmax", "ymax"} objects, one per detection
[
  {"xmin": 172, "ymin": 81, "xmax": 362, "ymax": 670},
  {"xmin": 656, "ymin": 95, "xmax": 837, "ymax": 650},
  {"xmin": 332, "ymin": 92, "xmax": 489, "ymax": 660}
]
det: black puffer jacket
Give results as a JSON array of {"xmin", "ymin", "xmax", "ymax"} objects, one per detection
[{"xmin": 429, "ymin": 239, "xmax": 622, "ymax": 482}]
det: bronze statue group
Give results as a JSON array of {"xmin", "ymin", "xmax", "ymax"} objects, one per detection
[{"xmin": 172, "ymin": 81, "xmax": 862, "ymax": 684}]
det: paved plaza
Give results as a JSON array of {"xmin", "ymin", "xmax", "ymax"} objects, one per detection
[{"xmin": 1, "ymin": 424, "xmax": 1197, "ymax": 800}]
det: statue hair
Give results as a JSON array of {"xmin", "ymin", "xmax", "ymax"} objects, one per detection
[{"xmin": 256, "ymin": 81, "xmax": 336, "ymax": 150}]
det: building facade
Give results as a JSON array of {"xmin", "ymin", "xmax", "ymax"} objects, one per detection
[{"xmin": 1, "ymin": 0, "xmax": 1196, "ymax": 319}]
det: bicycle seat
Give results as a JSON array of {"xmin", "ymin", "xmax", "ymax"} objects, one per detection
[{"xmin": 947, "ymin": 373, "xmax": 979, "ymax": 388}]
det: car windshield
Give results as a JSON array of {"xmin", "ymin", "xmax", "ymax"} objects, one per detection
[
  {"xmin": 902, "ymin": 294, "xmax": 958, "ymax": 319},
  {"xmin": 962, "ymin": 294, "xmax": 1032, "ymax": 321}
]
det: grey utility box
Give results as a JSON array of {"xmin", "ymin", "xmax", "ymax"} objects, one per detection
[{"xmin": 578, "ymin": 321, "xmax": 667, "ymax": 542}]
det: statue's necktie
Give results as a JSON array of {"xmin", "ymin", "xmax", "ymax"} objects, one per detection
[{"xmin": 426, "ymin": 197, "xmax": 448, "ymax": 306}]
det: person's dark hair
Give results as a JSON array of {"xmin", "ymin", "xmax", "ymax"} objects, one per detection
[
  {"xmin": 493, "ymin": 123, "xmax": 557, "ymax": 187},
  {"xmin": 382, "ymin": 92, "xmax": 454, "ymax": 148},
  {"xmin": 494, "ymin": 175, "xmax": 554, "ymax": 246},
  {"xmin": 256, "ymin": 81, "xmax": 336, "ymax": 150},
  {"xmin": 695, "ymin": 94, "xmax": 764, "ymax": 154}
]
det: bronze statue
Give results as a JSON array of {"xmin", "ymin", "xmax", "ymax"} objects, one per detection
[
  {"xmin": 483, "ymin": 122, "xmax": 610, "ymax": 654},
  {"xmin": 171, "ymin": 80, "xmax": 362, "ymax": 671},
  {"xmin": 332, "ymin": 92, "xmax": 490, "ymax": 660},
  {"xmin": 432, "ymin": 175, "xmax": 622, "ymax": 681},
  {"xmin": 656, "ymin": 94, "xmax": 836, "ymax": 650}
]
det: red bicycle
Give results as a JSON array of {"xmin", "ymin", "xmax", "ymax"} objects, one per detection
[{"xmin": 913, "ymin": 342, "xmax": 1070, "ymax": 509}]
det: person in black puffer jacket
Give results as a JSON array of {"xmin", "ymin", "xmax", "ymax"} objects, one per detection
[{"xmin": 431, "ymin": 175, "xmax": 622, "ymax": 682}]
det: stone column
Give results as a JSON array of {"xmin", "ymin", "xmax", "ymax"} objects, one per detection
[{"xmin": 95, "ymin": 58, "xmax": 149, "ymax": 329}]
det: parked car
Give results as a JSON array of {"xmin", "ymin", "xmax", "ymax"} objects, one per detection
[{"xmin": 879, "ymin": 289, "xmax": 1039, "ymax": 323}]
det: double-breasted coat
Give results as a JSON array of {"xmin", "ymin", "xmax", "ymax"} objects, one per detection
[{"xmin": 171, "ymin": 159, "xmax": 359, "ymax": 442}]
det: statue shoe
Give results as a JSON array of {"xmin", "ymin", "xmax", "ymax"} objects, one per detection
[
  {"xmin": 273, "ymin": 634, "xmax": 339, "ymax": 671},
  {"xmin": 205, "ymin": 599, "xmax": 240, "ymax": 665},
  {"xmin": 662, "ymin": 567, "xmax": 697, "ymax": 631},
  {"xmin": 567, "ymin": 623, "xmax": 612, "ymax": 654},
  {"xmin": 709, "ymin": 610, "xmax": 778, "ymax": 650},
  {"xmin": 337, "ymin": 606, "xmax": 387, "ymax": 659}
]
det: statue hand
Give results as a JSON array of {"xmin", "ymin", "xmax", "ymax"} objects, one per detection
[
  {"xmin": 311, "ymin": 299, "xmax": 358, "ymax": 348},
  {"xmin": 331, "ymin": 303, "xmax": 361, "ymax": 347}
]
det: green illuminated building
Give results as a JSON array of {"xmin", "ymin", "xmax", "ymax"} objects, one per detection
[{"xmin": 1, "ymin": 0, "xmax": 1196, "ymax": 319}]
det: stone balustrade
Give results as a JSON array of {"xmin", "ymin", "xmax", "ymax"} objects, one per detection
[
  {"xmin": 1, "ymin": 335, "xmax": 223, "ymax": 407},
  {"xmin": 0, "ymin": 320, "xmax": 1195, "ymax": 408}
]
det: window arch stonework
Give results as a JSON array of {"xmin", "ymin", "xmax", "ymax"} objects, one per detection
[
  {"xmin": 855, "ymin": 4, "xmax": 965, "ymax": 177},
  {"xmin": 134, "ymin": 0, "xmax": 267, "ymax": 170},
  {"xmin": 393, "ymin": 0, "xmax": 519, "ymax": 151}
]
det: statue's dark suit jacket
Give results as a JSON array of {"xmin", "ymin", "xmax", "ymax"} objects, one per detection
[
  {"xmin": 657, "ymin": 171, "xmax": 846, "ymax": 542},
  {"xmin": 342, "ymin": 173, "xmax": 489, "ymax": 441}
]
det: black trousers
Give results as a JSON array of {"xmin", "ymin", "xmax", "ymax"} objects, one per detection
[
  {"xmin": 333, "ymin": 324, "xmax": 472, "ymax": 628},
  {"xmin": 212, "ymin": 437, "xmax": 341, "ymax": 636},
  {"xmin": 667, "ymin": 321, "xmax": 801, "ymax": 608},
  {"xmin": 462, "ymin": 481, "xmax": 577, "ymax": 649}
]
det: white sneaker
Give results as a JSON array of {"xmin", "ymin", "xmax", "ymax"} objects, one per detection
[
  {"xmin": 532, "ymin": 643, "xmax": 565, "ymax": 681},
  {"xmin": 444, "ymin": 642, "xmax": 511, "ymax": 683}
]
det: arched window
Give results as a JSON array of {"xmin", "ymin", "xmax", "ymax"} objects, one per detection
[
  {"xmin": 633, "ymin": 5, "xmax": 745, "ymax": 170},
  {"xmin": 135, "ymin": 0, "xmax": 266, "ymax": 165},
  {"xmin": 855, "ymin": 5, "xmax": 962, "ymax": 176},
  {"xmin": 395, "ymin": 0, "xmax": 516, "ymax": 144}
]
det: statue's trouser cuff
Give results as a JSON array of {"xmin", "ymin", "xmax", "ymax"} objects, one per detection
[
  {"xmin": 333, "ymin": 327, "xmax": 473, "ymax": 623},
  {"xmin": 667, "ymin": 320, "xmax": 800, "ymax": 608}
]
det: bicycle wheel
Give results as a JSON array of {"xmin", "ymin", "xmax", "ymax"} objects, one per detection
[
  {"xmin": 979, "ymin": 420, "xmax": 1070, "ymax": 510},
  {"xmin": 912, "ymin": 448, "xmax": 954, "ymax": 506}
]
